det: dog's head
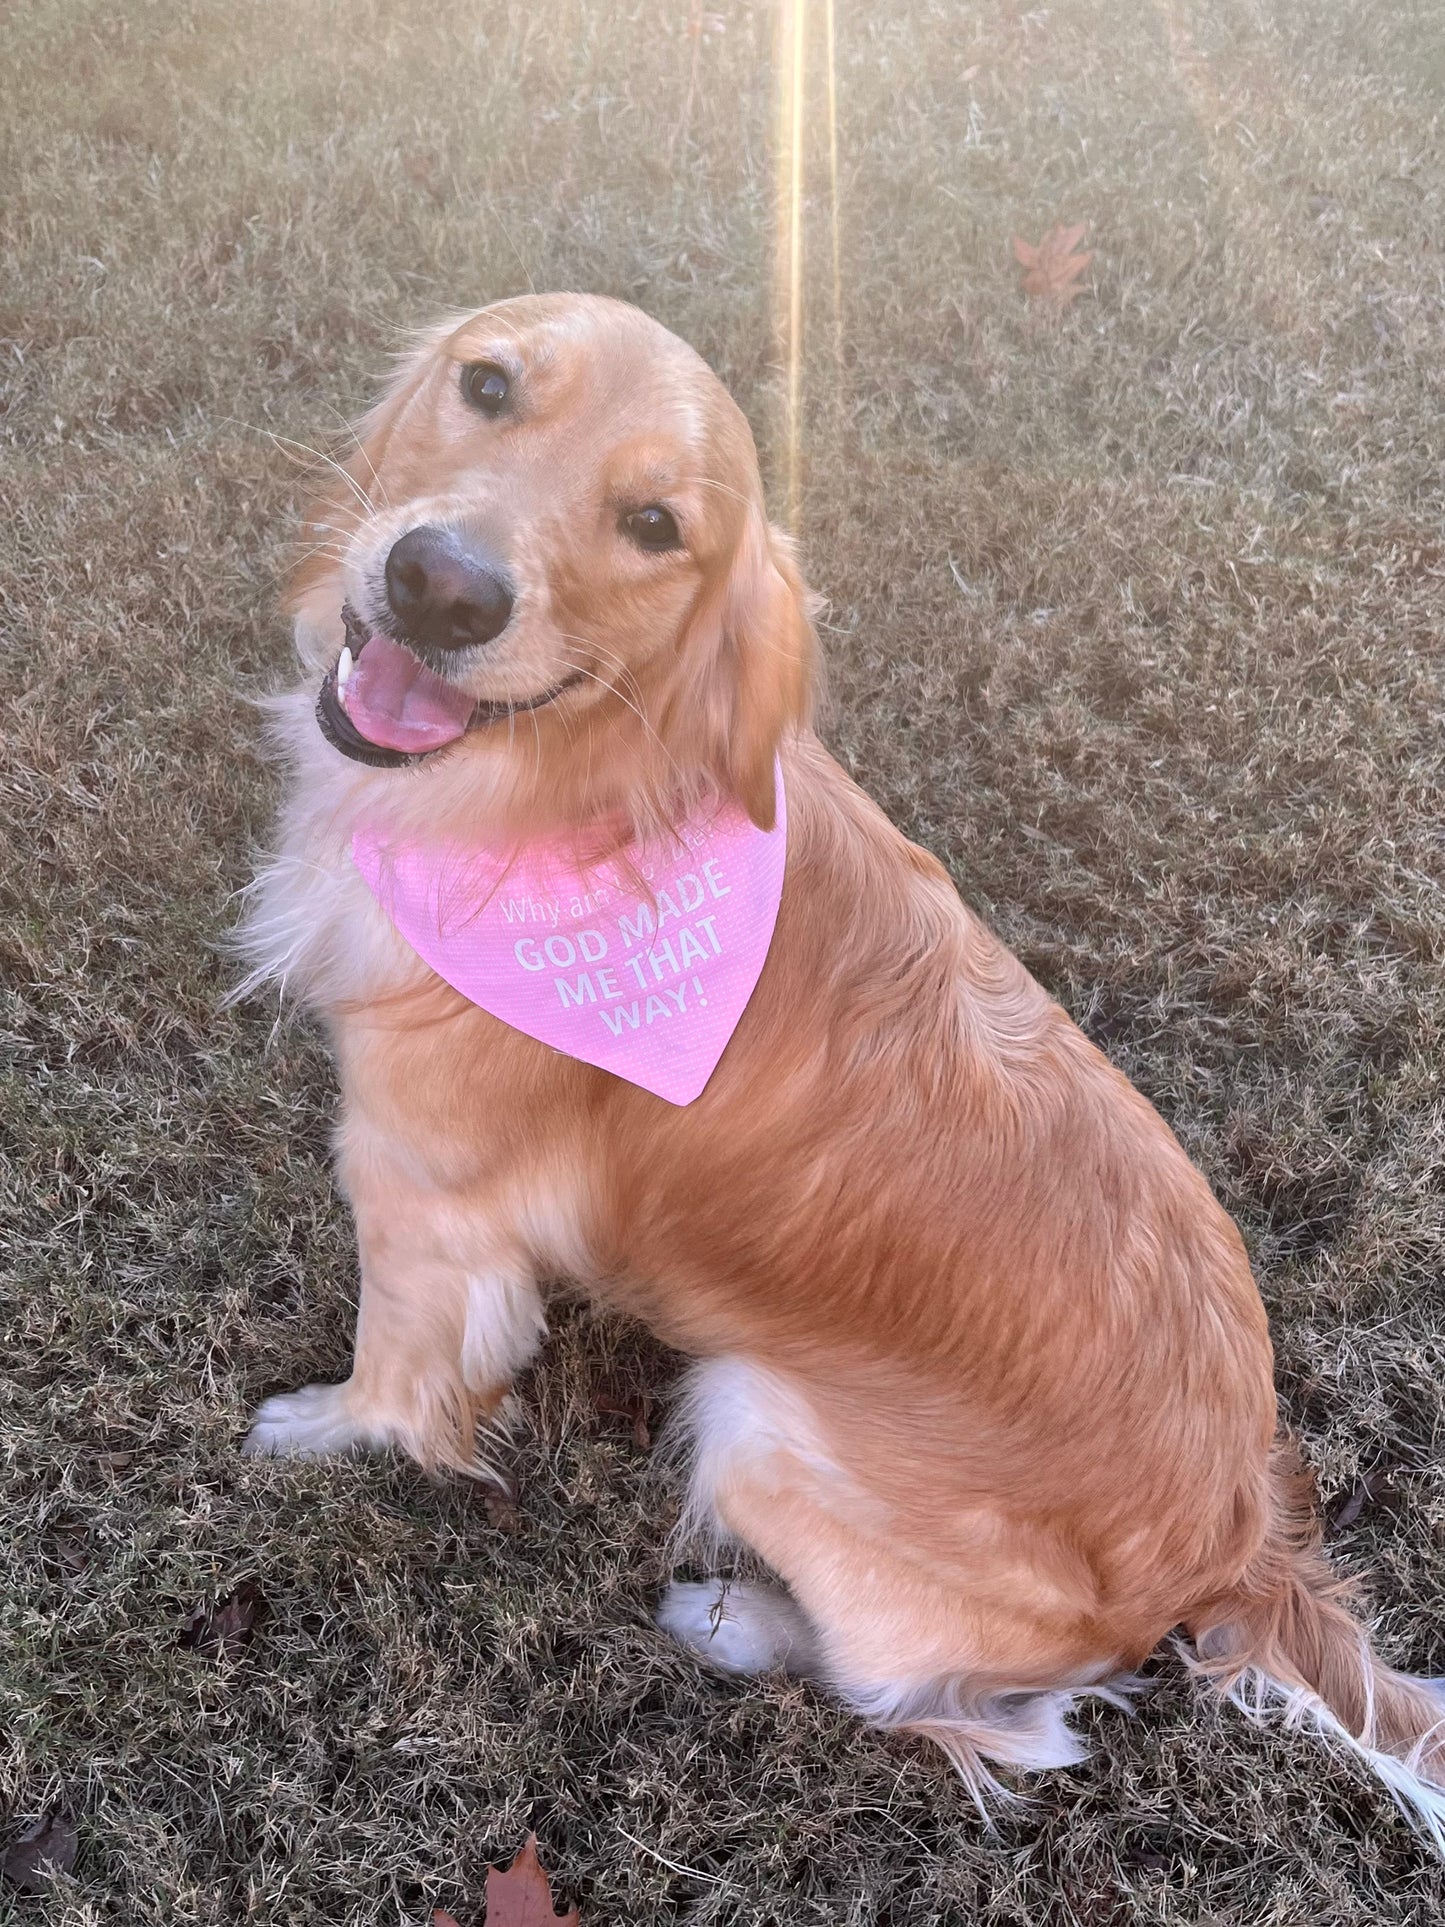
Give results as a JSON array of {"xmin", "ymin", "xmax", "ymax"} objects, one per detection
[{"xmin": 290, "ymin": 294, "xmax": 815, "ymax": 834}]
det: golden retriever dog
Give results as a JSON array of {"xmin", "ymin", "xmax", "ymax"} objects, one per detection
[{"xmin": 238, "ymin": 293, "xmax": 1445, "ymax": 1845}]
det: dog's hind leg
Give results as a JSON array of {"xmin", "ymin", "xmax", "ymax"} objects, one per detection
[{"xmin": 658, "ymin": 1357, "xmax": 1129, "ymax": 1807}]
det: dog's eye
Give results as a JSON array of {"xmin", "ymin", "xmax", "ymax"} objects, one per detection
[
  {"xmin": 622, "ymin": 505, "xmax": 682, "ymax": 552},
  {"xmin": 460, "ymin": 362, "xmax": 510, "ymax": 416}
]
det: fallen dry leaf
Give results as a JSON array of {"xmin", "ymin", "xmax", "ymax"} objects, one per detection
[
  {"xmin": 3, "ymin": 1812, "xmax": 78, "ymax": 1891},
  {"xmin": 53, "ymin": 1532, "xmax": 89, "ymax": 1574},
  {"xmin": 486, "ymin": 1834, "xmax": 579, "ymax": 1926},
  {"xmin": 596, "ymin": 1389, "xmax": 652, "ymax": 1451},
  {"xmin": 479, "ymin": 1486, "xmax": 522, "ymax": 1531},
  {"xmin": 1327, "ymin": 1466, "xmax": 1396, "ymax": 1538},
  {"xmin": 460, "ymin": 1470, "xmax": 522, "ymax": 1531},
  {"xmin": 179, "ymin": 1578, "xmax": 269, "ymax": 1660},
  {"xmin": 1011, "ymin": 221, "xmax": 1093, "ymax": 308},
  {"xmin": 402, "ymin": 151, "xmax": 446, "ymax": 204}
]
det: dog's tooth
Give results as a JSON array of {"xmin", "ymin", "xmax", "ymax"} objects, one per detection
[{"xmin": 337, "ymin": 645, "xmax": 354, "ymax": 688}]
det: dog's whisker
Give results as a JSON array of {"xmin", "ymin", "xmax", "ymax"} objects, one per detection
[
  {"xmin": 265, "ymin": 429, "xmax": 380, "ymax": 519},
  {"xmin": 553, "ymin": 650, "xmax": 684, "ymax": 782},
  {"xmin": 307, "ymin": 517, "xmax": 366, "ymax": 544},
  {"xmin": 290, "ymin": 532, "xmax": 354, "ymax": 566},
  {"xmin": 217, "ymin": 412, "xmax": 382, "ymax": 534},
  {"xmin": 527, "ymin": 692, "xmax": 545, "ymax": 786},
  {"xmin": 288, "ymin": 539, "xmax": 351, "ymax": 568},
  {"xmin": 317, "ymin": 397, "xmax": 393, "ymax": 513},
  {"xmin": 554, "ymin": 632, "xmax": 653, "ymax": 715},
  {"xmin": 693, "ymin": 476, "xmax": 754, "ymax": 508}
]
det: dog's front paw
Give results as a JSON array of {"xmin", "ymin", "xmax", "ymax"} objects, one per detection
[{"xmin": 242, "ymin": 1382, "xmax": 376, "ymax": 1460}]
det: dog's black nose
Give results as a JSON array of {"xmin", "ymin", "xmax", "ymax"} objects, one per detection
[{"xmin": 384, "ymin": 525, "xmax": 514, "ymax": 651}]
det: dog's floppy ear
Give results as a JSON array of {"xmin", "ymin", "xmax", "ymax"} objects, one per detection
[{"xmin": 676, "ymin": 511, "xmax": 818, "ymax": 831}]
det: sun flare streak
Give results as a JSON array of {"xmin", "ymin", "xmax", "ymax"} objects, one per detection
[
  {"xmin": 824, "ymin": 0, "xmax": 843, "ymax": 378},
  {"xmin": 773, "ymin": 0, "xmax": 843, "ymax": 536},
  {"xmin": 777, "ymin": 0, "xmax": 807, "ymax": 533}
]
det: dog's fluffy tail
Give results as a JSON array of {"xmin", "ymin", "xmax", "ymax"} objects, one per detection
[{"xmin": 1188, "ymin": 1443, "xmax": 1445, "ymax": 1855}]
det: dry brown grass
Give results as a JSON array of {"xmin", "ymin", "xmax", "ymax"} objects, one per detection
[{"xmin": 3, "ymin": 0, "xmax": 1445, "ymax": 1920}]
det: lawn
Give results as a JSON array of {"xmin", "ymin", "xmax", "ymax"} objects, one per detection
[{"xmin": 3, "ymin": 0, "xmax": 1445, "ymax": 1920}]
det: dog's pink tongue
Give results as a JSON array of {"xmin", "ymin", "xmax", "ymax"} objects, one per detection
[{"xmin": 341, "ymin": 633, "xmax": 474, "ymax": 753}]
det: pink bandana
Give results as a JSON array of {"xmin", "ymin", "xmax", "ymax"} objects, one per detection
[{"xmin": 351, "ymin": 772, "xmax": 787, "ymax": 1105}]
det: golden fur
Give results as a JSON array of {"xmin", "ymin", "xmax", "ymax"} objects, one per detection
[{"xmin": 239, "ymin": 294, "xmax": 1445, "ymax": 1841}]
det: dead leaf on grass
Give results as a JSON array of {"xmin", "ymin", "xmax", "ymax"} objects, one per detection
[
  {"xmin": 460, "ymin": 1470, "xmax": 522, "ymax": 1531},
  {"xmin": 54, "ymin": 1532, "xmax": 89, "ymax": 1574},
  {"xmin": 486, "ymin": 1834, "xmax": 579, "ymax": 1925},
  {"xmin": 179, "ymin": 1578, "xmax": 269, "ymax": 1659},
  {"xmin": 1327, "ymin": 1466, "xmax": 1396, "ymax": 1537},
  {"xmin": 479, "ymin": 1485, "xmax": 522, "ymax": 1531},
  {"xmin": 402, "ymin": 151, "xmax": 446, "ymax": 204},
  {"xmin": 596, "ymin": 1389, "xmax": 653, "ymax": 1450},
  {"xmin": 1011, "ymin": 222, "xmax": 1093, "ymax": 308},
  {"xmin": 3, "ymin": 1812, "xmax": 78, "ymax": 1891}
]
